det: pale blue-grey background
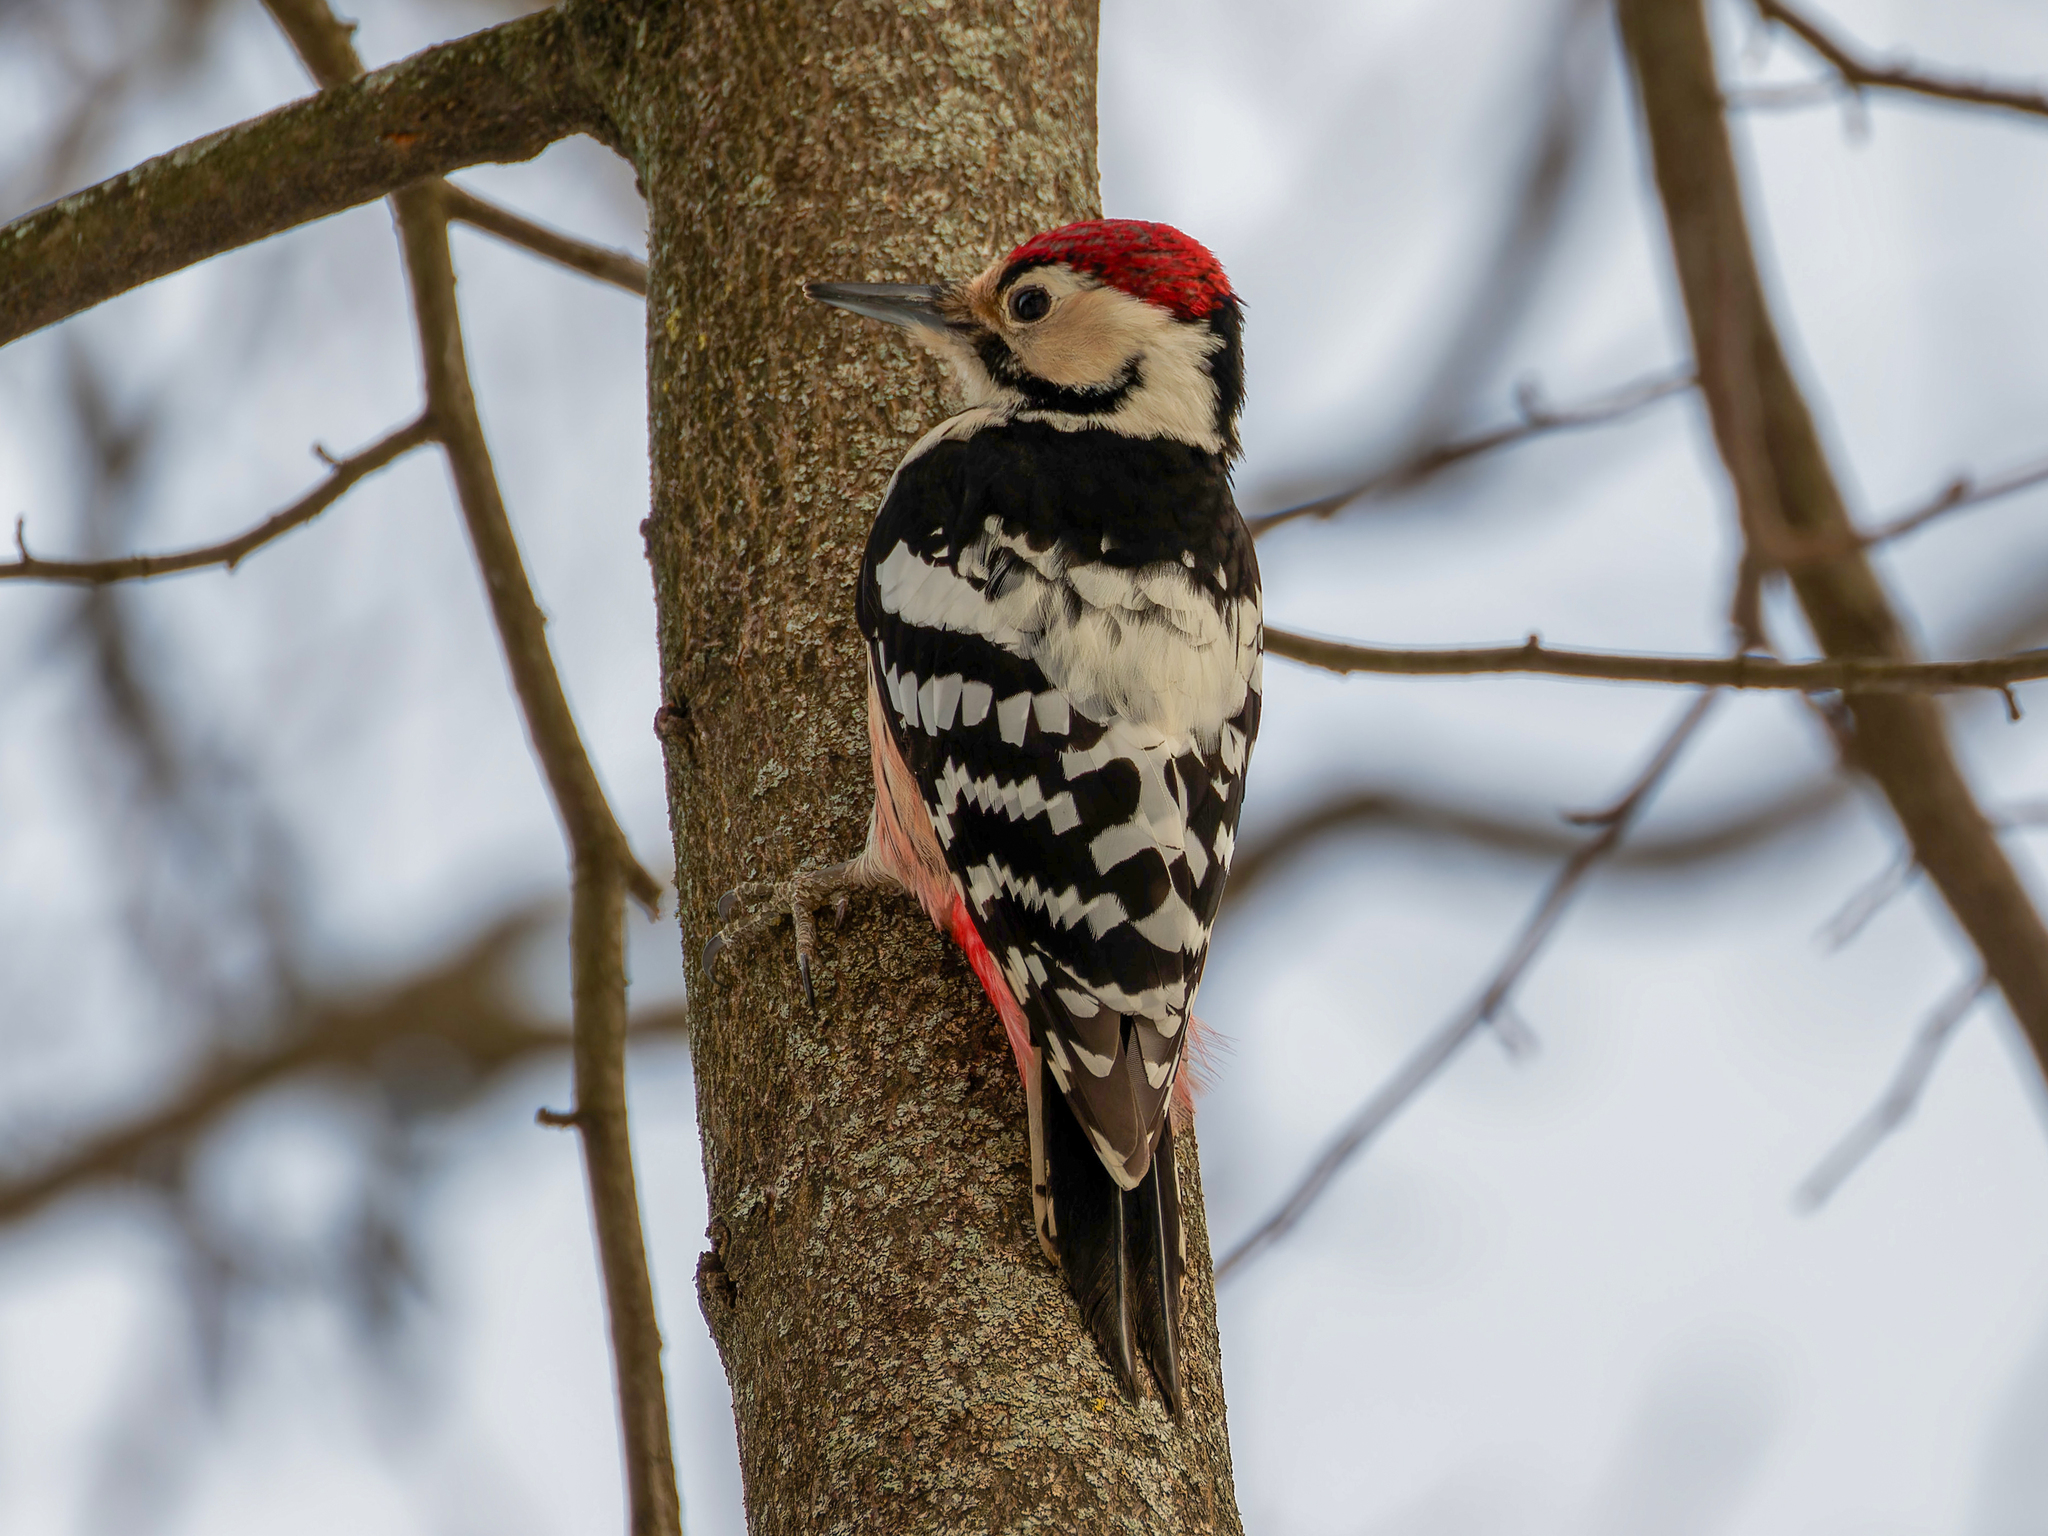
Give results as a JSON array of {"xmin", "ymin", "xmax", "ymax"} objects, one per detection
[{"xmin": 4, "ymin": 1, "xmax": 2048, "ymax": 1530}]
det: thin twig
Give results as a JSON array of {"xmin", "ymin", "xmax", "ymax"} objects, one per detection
[
  {"xmin": 1817, "ymin": 850, "xmax": 1918, "ymax": 951},
  {"xmin": 1266, "ymin": 626, "xmax": 2048, "ymax": 695},
  {"xmin": 0, "ymin": 417, "xmax": 432, "ymax": 584},
  {"xmin": 260, "ymin": 4, "xmax": 678, "ymax": 1531},
  {"xmin": 1245, "ymin": 368, "xmax": 1694, "ymax": 538},
  {"xmin": 1793, "ymin": 973, "xmax": 1991, "ymax": 1211},
  {"xmin": 1867, "ymin": 454, "xmax": 2048, "ymax": 547},
  {"xmin": 1724, "ymin": 78, "xmax": 1853, "ymax": 113},
  {"xmin": 1771, "ymin": 451, "xmax": 2048, "ymax": 570},
  {"xmin": 1215, "ymin": 688, "xmax": 1721, "ymax": 1283},
  {"xmin": 390, "ymin": 180, "xmax": 660, "ymax": 913},
  {"xmin": 442, "ymin": 183, "xmax": 648, "ymax": 296},
  {"xmin": 1755, "ymin": 0, "xmax": 2048, "ymax": 123}
]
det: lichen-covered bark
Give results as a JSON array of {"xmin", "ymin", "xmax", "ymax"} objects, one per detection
[{"xmin": 572, "ymin": 1, "xmax": 1246, "ymax": 1528}]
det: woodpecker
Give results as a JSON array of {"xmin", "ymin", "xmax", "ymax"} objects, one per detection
[{"xmin": 704, "ymin": 219, "xmax": 1261, "ymax": 1413}]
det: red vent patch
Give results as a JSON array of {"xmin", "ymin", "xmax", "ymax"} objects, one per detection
[{"xmin": 1003, "ymin": 220, "xmax": 1234, "ymax": 321}]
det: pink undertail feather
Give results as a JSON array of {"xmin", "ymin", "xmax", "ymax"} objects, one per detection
[{"xmin": 1171, "ymin": 1013, "xmax": 1219, "ymax": 1130}]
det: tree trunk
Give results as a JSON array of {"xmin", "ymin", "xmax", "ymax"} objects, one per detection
[{"xmin": 573, "ymin": 1, "xmax": 1247, "ymax": 1528}]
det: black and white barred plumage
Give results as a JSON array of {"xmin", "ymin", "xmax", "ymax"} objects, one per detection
[{"xmin": 752, "ymin": 220, "xmax": 1260, "ymax": 1410}]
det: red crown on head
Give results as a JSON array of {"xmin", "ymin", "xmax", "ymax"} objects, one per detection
[{"xmin": 1002, "ymin": 220, "xmax": 1235, "ymax": 322}]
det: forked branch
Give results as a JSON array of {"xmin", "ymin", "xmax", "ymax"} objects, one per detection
[
  {"xmin": 260, "ymin": 3, "xmax": 678, "ymax": 1530},
  {"xmin": 1754, "ymin": 1, "xmax": 2048, "ymax": 123},
  {"xmin": 1618, "ymin": 0, "xmax": 2048, "ymax": 1074}
]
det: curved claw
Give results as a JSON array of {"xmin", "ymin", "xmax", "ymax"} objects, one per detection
[
  {"xmin": 701, "ymin": 932, "xmax": 728, "ymax": 973},
  {"xmin": 797, "ymin": 951, "xmax": 816, "ymax": 1010},
  {"xmin": 716, "ymin": 887, "xmax": 741, "ymax": 923},
  {"xmin": 832, "ymin": 894, "xmax": 851, "ymax": 930}
]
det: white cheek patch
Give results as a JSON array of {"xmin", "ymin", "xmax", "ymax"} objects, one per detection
[{"xmin": 1010, "ymin": 286, "xmax": 1229, "ymax": 456}]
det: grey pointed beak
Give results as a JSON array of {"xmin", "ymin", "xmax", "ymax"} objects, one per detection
[{"xmin": 804, "ymin": 281, "xmax": 950, "ymax": 332}]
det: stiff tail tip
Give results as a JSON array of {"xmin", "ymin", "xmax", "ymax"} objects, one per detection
[{"xmin": 1036, "ymin": 1055, "xmax": 1188, "ymax": 1414}]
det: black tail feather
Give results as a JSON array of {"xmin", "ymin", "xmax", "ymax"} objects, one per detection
[
  {"xmin": 1041, "ymin": 1056, "xmax": 1186, "ymax": 1411},
  {"xmin": 1043, "ymin": 1059, "xmax": 1133, "ymax": 1392},
  {"xmin": 1130, "ymin": 1121, "xmax": 1187, "ymax": 1416}
]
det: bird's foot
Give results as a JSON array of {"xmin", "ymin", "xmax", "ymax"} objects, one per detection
[{"xmin": 701, "ymin": 856, "xmax": 885, "ymax": 1007}]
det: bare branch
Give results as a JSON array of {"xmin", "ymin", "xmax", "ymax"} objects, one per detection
[
  {"xmin": 1770, "ymin": 449, "xmax": 2048, "ymax": 570},
  {"xmin": 1216, "ymin": 689, "xmax": 1721, "ymax": 1283},
  {"xmin": 1755, "ymin": 0, "xmax": 2048, "ymax": 123},
  {"xmin": 1265, "ymin": 626, "xmax": 2048, "ymax": 695},
  {"xmin": 387, "ymin": 180, "xmax": 660, "ymax": 913},
  {"xmin": 442, "ymin": 183, "xmax": 648, "ymax": 296},
  {"xmin": 1865, "ymin": 453, "xmax": 2048, "ymax": 547},
  {"xmin": 1793, "ymin": 973, "xmax": 1991, "ymax": 1211},
  {"xmin": 0, "ymin": 10, "xmax": 602, "ymax": 348},
  {"xmin": 0, "ymin": 416, "xmax": 431, "ymax": 584},
  {"xmin": 1246, "ymin": 368, "xmax": 1694, "ymax": 538},
  {"xmin": 259, "ymin": 5, "xmax": 678, "ymax": 1527},
  {"xmin": 566, "ymin": 855, "xmax": 681, "ymax": 1532},
  {"xmin": 1619, "ymin": 0, "xmax": 2048, "ymax": 1074},
  {"xmin": 0, "ymin": 905, "xmax": 688, "ymax": 1228},
  {"xmin": 1221, "ymin": 773, "xmax": 1847, "ymax": 912}
]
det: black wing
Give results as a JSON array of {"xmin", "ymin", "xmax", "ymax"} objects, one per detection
[{"xmin": 855, "ymin": 419, "xmax": 1261, "ymax": 1183}]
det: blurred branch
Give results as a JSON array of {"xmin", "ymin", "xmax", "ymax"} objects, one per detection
[
  {"xmin": 1216, "ymin": 689, "xmax": 1722, "ymax": 1283},
  {"xmin": 1754, "ymin": 0, "xmax": 2048, "ymax": 123},
  {"xmin": 1619, "ymin": 0, "xmax": 2048, "ymax": 1074},
  {"xmin": 1793, "ymin": 972, "xmax": 1990, "ymax": 1211},
  {"xmin": 1223, "ymin": 772, "xmax": 1845, "ymax": 911},
  {"xmin": 0, "ymin": 906, "xmax": 688, "ymax": 1228},
  {"xmin": 388, "ymin": 181, "xmax": 660, "ymax": 912},
  {"xmin": 0, "ymin": 9, "xmax": 600, "ymax": 348},
  {"xmin": 1247, "ymin": 368, "xmax": 1694, "ymax": 537},
  {"xmin": 0, "ymin": 416, "xmax": 431, "ymax": 583},
  {"xmin": 1774, "ymin": 448, "xmax": 2048, "ymax": 569},
  {"xmin": 1266, "ymin": 626, "xmax": 2048, "ymax": 697},
  {"xmin": 443, "ymin": 182, "xmax": 648, "ymax": 296},
  {"xmin": 1817, "ymin": 849, "xmax": 1917, "ymax": 950},
  {"xmin": 259, "ymin": 5, "xmax": 677, "ymax": 1532}
]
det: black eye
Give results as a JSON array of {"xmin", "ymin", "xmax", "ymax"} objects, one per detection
[{"xmin": 1008, "ymin": 286, "xmax": 1051, "ymax": 323}]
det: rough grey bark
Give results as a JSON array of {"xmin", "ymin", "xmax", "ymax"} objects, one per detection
[{"xmin": 571, "ymin": 1, "xmax": 1247, "ymax": 1529}]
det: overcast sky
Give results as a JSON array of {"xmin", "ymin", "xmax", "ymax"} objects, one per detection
[{"xmin": 6, "ymin": 1, "xmax": 2048, "ymax": 1532}]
